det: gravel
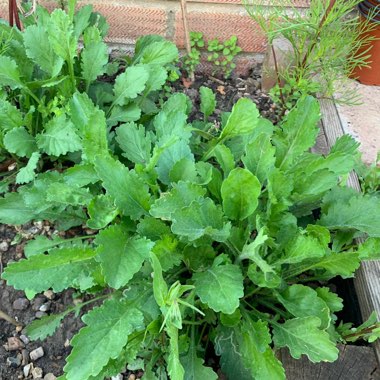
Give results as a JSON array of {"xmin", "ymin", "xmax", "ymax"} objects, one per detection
[{"xmin": 30, "ymin": 347, "xmax": 45, "ymax": 361}]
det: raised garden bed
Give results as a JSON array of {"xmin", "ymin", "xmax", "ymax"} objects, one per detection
[
  {"xmin": 1, "ymin": 2, "xmax": 380, "ymax": 380},
  {"xmin": 1, "ymin": 76, "xmax": 380, "ymax": 380}
]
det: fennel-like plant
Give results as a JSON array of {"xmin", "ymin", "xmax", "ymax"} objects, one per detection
[{"xmin": 244, "ymin": 0, "xmax": 376, "ymax": 108}]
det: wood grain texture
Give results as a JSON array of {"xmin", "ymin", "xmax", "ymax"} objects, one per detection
[
  {"xmin": 311, "ymin": 122, "xmax": 329, "ymax": 155},
  {"xmin": 280, "ymin": 345, "xmax": 380, "ymax": 379},
  {"xmin": 319, "ymin": 98, "xmax": 380, "ymax": 364}
]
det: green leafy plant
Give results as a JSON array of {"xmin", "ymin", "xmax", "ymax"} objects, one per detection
[
  {"xmin": 182, "ymin": 32, "xmax": 241, "ymax": 78},
  {"xmin": 1, "ymin": 92, "xmax": 380, "ymax": 379},
  {"xmin": 356, "ymin": 152, "xmax": 380, "ymax": 195},
  {"xmin": 207, "ymin": 35, "xmax": 241, "ymax": 77},
  {"xmin": 270, "ymin": 78, "xmax": 321, "ymax": 112},
  {"xmin": 0, "ymin": 2, "xmax": 178, "ymax": 191},
  {"xmin": 244, "ymin": 0, "xmax": 376, "ymax": 111},
  {"xmin": 338, "ymin": 311, "xmax": 380, "ymax": 343},
  {"xmin": 182, "ymin": 32, "xmax": 203, "ymax": 78}
]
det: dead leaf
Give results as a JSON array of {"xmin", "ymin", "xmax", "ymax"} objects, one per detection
[
  {"xmin": 182, "ymin": 77, "xmax": 193, "ymax": 89},
  {"xmin": 217, "ymin": 85, "xmax": 225, "ymax": 95}
]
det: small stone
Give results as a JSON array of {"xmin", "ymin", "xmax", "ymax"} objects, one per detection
[
  {"xmin": 35, "ymin": 311, "xmax": 47, "ymax": 319},
  {"xmin": 30, "ymin": 347, "xmax": 44, "ymax": 361},
  {"xmin": 44, "ymin": 374, "xmax": 57, "ymax": 380},
  {"xmin": 15, "ymin": 247, "xmax": 24, "ymax": 258},
  {"xmin": 43, "ymin": 290, "xmax": 54, "ymax": 300},
  {"xmin": 7, "ymin": 337, "xmax": 24, "ymax": 351},
  {"xmin": 31, "ymin": 297, "xmax": 45, "ymax": 311},
  {"xmin": 20, "ymin": 335, "xmax": 30, "ymax": 345},
  {"xmin": 8, "ymin": 162, "xmax": 16, "ymax": 171},
  {"xmin": 64, "ymin": 339, "xmax": 70, "ymax": 348},
  {"xmin": 128, "ymin": 375, "xmax": 136, "ymax": 380},
  {"xmin": 21, "ymin": 349, "xmax": 29, "ymax": 365},
  {"xmin": 27, "ymin": 226, "xmax": 40, "ymax": 235},
  {"xmin": 0, "ymin": 241, "xmax": 9, "ymax": 251},
  {"xmin": 39, "ymin": 302, "xmax": 51, "ymax": 312},
  {"xmin": 33, "ymin": 221, "xmax": 43, "ymax": 229},
  {"xmin": 16, "ymin": 325, "xmax": 23, "ymax": 332},
  {"xmin": 31, "ymin": 366, "xmax": 43, "ymax": 379},
  {"xmin": 7, "ymin": 355, "xmax": 22, "ymax": 368},
  {"xmin": 111, "ymin": 375, "xmax": 123, "ymax": 380},
  {"xmin": 24, "ymin": 363, "xmax": 33, "ymax": 377},
  {"xmin": 72, "ymin": 298, "xmax": 83, "ymax": 306},
  {"xmin": 13, "ymin": 297, "xmax": 29, "ymax": 310}
]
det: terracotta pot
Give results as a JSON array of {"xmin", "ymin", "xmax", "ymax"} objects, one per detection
[
  {"xmin": 364, "ymin": 0, "xmax": 380, "ymax": 7},
  {"xmin": 351, "ymin": 4, "xmax": 380, "ymax": 85}
]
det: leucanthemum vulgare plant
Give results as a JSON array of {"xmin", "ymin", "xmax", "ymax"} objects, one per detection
[
  {"xmin": 1, "ymin": 76, "xmax": 380, "ymax": 380},
  {"xmin": 243, "ymin": 0, "xmax": 376, "ymax": 111},
  {"xmin": 0, "ymin": 0, "xmax": 178, "ymax": 193}
]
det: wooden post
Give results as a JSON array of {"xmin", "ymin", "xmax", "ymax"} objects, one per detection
[{"xmin": 180, "ymin": 0, "xmax": 195, "ymax": 81}]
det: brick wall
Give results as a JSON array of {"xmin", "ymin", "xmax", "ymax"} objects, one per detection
[{"xmin": 0, "ymin": 0, "xmax": 309, "ymax": 75}]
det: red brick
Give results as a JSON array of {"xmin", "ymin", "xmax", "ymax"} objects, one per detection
[
  {"xmin": 185, "ymin": 0, "xmax": 309, "ymax": 6},
  {"xmin": 88, "ymin": 3, "xmax": 168, "ymax": 44},
  {"xmin": 0, "ymin": 2, "xmax": 168, "ymax": 44},
  {"xmin": 175, "ymin": 11, "xmax": 267, "ymax": 53},
  {"xmin": 166, "ymin": 0, "xmax": 309, "ymax": 5}
]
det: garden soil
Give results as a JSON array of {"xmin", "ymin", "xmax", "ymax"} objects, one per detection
[
  {"xmin": 0, "ymin": 69, "xmax": 377, "ymax": 380},
  {"xmin": 0, "ymin": 69, "xmax": 278, "ymax": 380}
]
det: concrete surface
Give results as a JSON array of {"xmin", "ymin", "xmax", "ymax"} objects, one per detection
[{"xmin": 337, "ymin": 79, "xmax": 380, "ymax": 165}]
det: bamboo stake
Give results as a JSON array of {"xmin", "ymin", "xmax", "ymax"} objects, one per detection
[{"xmin": 180, "ymin": 0, "xmax": 195, "ymax": 81}]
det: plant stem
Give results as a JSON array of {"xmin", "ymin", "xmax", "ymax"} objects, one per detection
[
  {"xmin": 197, "ymin": 322, "xmax": 208, "ymax": 347},
  {"xmin": 201, "ymin": 136, "xmax": 226, "ymax": 161},
  {"xmin": 182, "ymin": 320, "xmax": 204, "ymax": 325},
  {"xmin": 243, "ymin": 287, "xmax": 262, "ymax": 300},
  {"xmin": 225, "ymin": 240, "xmax": 241, "ymax": 258},
  {"xmin": 191, "ymin": 128, "xmax": 215, "ymax": 140},
  {"xmin": 299, "ymin": 0, "xmax": 336, "ymax": 73},
  {"xmin": 0, "ymin": 309, "xmax": 22, "ymax": 327},
  {"xmin": 61, "ymin": 293, "xmax": 110, "ymax": 320},
  {"xmin": 24, "ymin": 88, "xmax": 42, "ymax": 107},
  {"xmin": 271, "ymin": 44, "xmax": 286, "ymax": 109},
  {"xmin": 343, "ymin": 324, "xmax": 380, "ymax": 341},
  {"xmin": 67, "ymin": 59, "xmax": 76, "ymax": 92},
  {"xmin": 44, "ymin": 235, "xmax": 96, "ymax": 251},
  {"xmin": 242, "ymin": 300, "xmax": 281, "ymax": 327},
  {"xmin": 256, "ymin": 298, "xmax": 289, "ymax": 319}
]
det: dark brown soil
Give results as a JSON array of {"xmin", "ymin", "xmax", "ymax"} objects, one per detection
[
  {"xmin": 0, "ymin": 70, "xmax": 277, "ymax": 380},
  {"xmin": 0, "ymin": 224, "xmax": 84, "ymax": 380},
  {"xmin": 176, "ymin": 68, "xmax": 279, "ymax": 124},
  {"xmin": 1, "ymin": 69, "xmax": 366, "ymax": 380}
]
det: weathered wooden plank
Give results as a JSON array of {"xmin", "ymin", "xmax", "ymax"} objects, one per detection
[
  {"xmin": 280, "ymin": 345, "xmax": 380, "ymax": 380},
  {"xmin": 311, "ymin": 122, "xmax": 329, "ymax": 155},
  {"xmin": 319, "ymin": 98, "xmax": 380, "ymax": 363},
  {"xmin": 319, "ymin": 99, "xmax": 346, "ymax": 147}
]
